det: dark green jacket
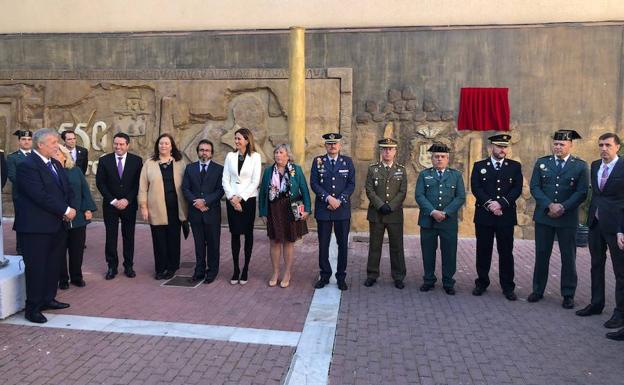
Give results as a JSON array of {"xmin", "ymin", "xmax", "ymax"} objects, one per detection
[
  {"xmin": 530, "ymin": 155, "xmax": 589, "ymax": 227},
  {"xmin": 258, "ymin": 163, "xmax": 311, "ymax": 217},
  {"xmin": 66, "ymin": 167, "xmax": 97, "ymax": 228},
  {"xmin": 415, "ymin": 167, "xmax": 466, "ymax": 229},
  {"xmin": 365, "ymin": 162, "xmax": 407, "ymax": 223},
  {"xmin": 6, "ymin": 150, "xmax": 28, "ymax": 202}
]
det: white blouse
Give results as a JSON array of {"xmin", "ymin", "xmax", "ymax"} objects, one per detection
[{"xmin": 222, "ymin": 151, "xmax": 262, "ymax": 201}]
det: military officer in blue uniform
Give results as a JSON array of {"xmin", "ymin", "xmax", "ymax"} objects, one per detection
[
  {"xmin": 310, "ymin": 133, "xmax": 356, "ymax": 291},
  {"xmin": 470, "ymin": 134, "xmax": 523, "ymax": 301},
  {"xmin": 6, "ymin": 129, "xmax": 33, "ymax": 255},
  {"xmin": 415, "ymin": 143, "xmax": 466, "ymax": 295},
  {"xmin": 528, "ymin": 129, "xmax": 588, "ymax": 309}
]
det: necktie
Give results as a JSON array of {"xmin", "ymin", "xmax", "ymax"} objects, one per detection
[
  {"xmin": 117, "ymin": 157, "xmax": 123, "ymax": 178},
  {"xmin": 599, "ymin": 165, "xmax": 609, "ymax": 191},
  {"xmin": 201, "ymin": 164, "xmax": 207, "ymax": 180},
  {"xmin": 25, "ymin": 152, "xmax": 30, "ymax": 157},
  {"xmin": 47, "ymin": 160, "xmax": 60, "ymax": 184},
  {"xmin": 385, "ymin": 166, "xmax": 390, "ymax": 172},
  {"xmin": 495, "ymin": 161, "xmax": 501, "ymax": 170},
  {"xmin": 437, "ymin": 170, "xmax": 443, "ymax": 178},
  {"xmin": 556, "ymin": 159, "xmax": 564, "ymax": 172},
  {"xmin": 330, "ymin": 159, "xmax": 336, "ymax": 168}
]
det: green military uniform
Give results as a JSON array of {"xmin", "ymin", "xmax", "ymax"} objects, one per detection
[
  {"xmin": 529, "ymin": 130, "xmax": 589, "ymax": 301},
  {"xmin": 365, "ymin": 145, "xmax": 407, "ymax": 282},
  {"xmin": 415, "ymin": 147, "xmax": 466, "ymax": 289}
]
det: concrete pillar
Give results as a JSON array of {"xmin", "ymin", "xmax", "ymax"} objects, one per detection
[{"xmin": 288, "ymin": 26, "xmax": 306, "ymax": 165}]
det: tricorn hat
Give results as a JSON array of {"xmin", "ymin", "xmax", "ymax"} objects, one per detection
[
  {"xmin": 13, "ymin": 129, "xmax": 33, "ymax": 138},
  {"xmin": 427, "ymin": 143, "xmax": 450, "ymax": 153},
  {"xmin": 553, "ymin": 129, "xmax": 582, "ymax": 141}
]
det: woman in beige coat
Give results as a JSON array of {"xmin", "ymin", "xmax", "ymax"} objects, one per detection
[{"xmin": 139, "ymin": 133, "xmax": 188, "ymax": 280}]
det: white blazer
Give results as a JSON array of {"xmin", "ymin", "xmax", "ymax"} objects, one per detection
[{"xmin": 222, "ymin": 151, "xmax": 262, "ymax": 201}]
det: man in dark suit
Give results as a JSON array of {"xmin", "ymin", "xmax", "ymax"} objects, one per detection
[
  {"xmin": 470, "ymin": 134, "xmax": 523, "ymax": 301},
  {"xmin": 310, "ymin": 133, "xmax": 356, "ymax": 291},
  {"xmin": 0, "ymin": 150, "xmax": 7, "ymax": 189},
  {"xmin": 576, "ymin": 133, "xmax": 624, "ymax": 337},
  {"xmin": 528, "ymin": 130, "xmax": 588, "ymax": 309},
  {"xmin": 96, "ymin": 132, "xmax": 143, "ymax": 280},
  {"xmin": 609, "ymin": 218, "xmax": 624, "ymax": 340},
  {"xmin": 182, "ymin": 139, "xmax": 224, "ymax": 284},
  {"xmin": 6, "ymin": 129, "xmax": 33, "ymax": 255},
  {"xmin": 61, "ymin": 129, "xmax": 89, "ymax": 175},
  {"xmin": 15, "ymin": 128, "xmax": 75, "ymax": 323}
]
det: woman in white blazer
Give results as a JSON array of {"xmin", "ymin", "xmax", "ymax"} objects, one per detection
[{"xmin": 222, "ymin": 127, "xmax": 262, "ymax": 285}]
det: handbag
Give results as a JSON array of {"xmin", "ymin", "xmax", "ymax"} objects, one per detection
[{"xmin": 290, "ymin": 200, "xmax": 305, "ymax": 221}]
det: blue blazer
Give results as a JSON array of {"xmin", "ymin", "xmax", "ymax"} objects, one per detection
[
  {"xmin": 14, "ymin": 153, "xmax": 74, "ymax": 233},
  {"xmin": 182, "ymin": 161, "xmax": 224, "ymax": 225},
  {"xmin": 258, "ymin": 163, "xmax": 312, "ymax": 217},
  {"xmin": 310, "ymin": 154, "xmax": 355, "ymax": 221}
]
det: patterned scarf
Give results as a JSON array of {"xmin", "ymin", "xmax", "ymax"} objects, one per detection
[{"xmin": 269, "ymin": 162, "xmax": 293, "ymax": 201}]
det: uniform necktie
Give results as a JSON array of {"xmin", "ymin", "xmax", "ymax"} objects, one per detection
[
  {"xmin": 117, "ymin": 157, "xmax": 123, "ymax": 178},
  {"xmin": 556, "ymin": 159, "xmax": 564, "ymax": 172},
  {"xmin": 25, "ymin": 151, "xmax": 31, "ymax": 157},
  {"xmin": 330, "ymin": 159, "xmax": 336, "ymax": 168},
  {"xmin": 599, "ymin": 165, "xmax": 609, "ymax": 191},
  {"xmin": 437, "ymin": 170, "xmax": 443, "ymax": 178},
  {"xmin": 385, "ymin": 166, "xmax": 390, "ymax": 172},
  {"xmin": 494, "ymin": 161, "xmax": 501, "ymax": 170}
]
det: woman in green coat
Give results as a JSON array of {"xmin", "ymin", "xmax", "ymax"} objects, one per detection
[
  {"xmin": 259, "ymin": 144, "xmax": 311, "ymax": 288},
  {"xmin": 55, "ymin": 145, "xmax": 97, "ymax": 289}
]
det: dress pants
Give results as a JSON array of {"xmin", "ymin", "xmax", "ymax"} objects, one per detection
[
  {"xmin": 475, "ymin": 224, "xmax": 516, "ymax": 293},
  {"xmin": 59, "ymin": 226, "xmax": 87, "ymax": 283},
  {"xmin": 103, "ymin": 206, "xmax": 136, "ymax": 270},
  {"xmin": 191, "ymin": 221, "xmax": 221, "ymax": 279},
  {"xmin": 532, "ymin": 223, "xmax": 577, "ymax": 297},
  {"xmin": 588, "ymin": 222, "xmax": 624, "ymax": 313},
  {"xmin": 317, "ymin": 219, "xmax": 350, "ymax": 281},
  {"xmin": 420, "ymin": 227, "xmax": 457, "ymax": 288},
  {"xmin": 151, "ymin": 218, "xmax": 181, "ymax": 275},
  {"xmin": 366, "ymin": 221, "xmax": 406, "ymax": 281},
  {"xmin": 19, "ymin": 227, "xmax": 66, "ymax": 312}
]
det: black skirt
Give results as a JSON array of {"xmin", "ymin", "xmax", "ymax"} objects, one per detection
[
  {"xmin": 226, "ymin": 197, "xmax": 256, "ymax": 235},
  {"xmin": 267, "ymin": 196, "xmax": 308, "ymax": 242}
]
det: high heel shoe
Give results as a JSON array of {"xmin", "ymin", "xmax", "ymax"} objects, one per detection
[
  {"xmin": 230, "ymin": 271, "xmax": 240, "ymax": 285},
  {"xmin": 280, "ymin": 274, "xmax": 291, "ymax": 288},
  {"xmin": 239, "ymin": 268, "xmax": 248, "ymax": 285},
  {"xmin": 268, "ymin": 278, "xmax": 278, "ymax": 287}
]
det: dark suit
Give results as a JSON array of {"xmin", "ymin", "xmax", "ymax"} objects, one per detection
[
  {"xmin": 7, "ymin": 149, "xmax": 29, "ymax": 251},
  {"xmin": 0, "ymin": 151, "xmax": 7, "ymax": 189},
  {"xmin": 96, "ymin": 152, "xmax": 143, "ymax": 270},
  {"xmin": 470, "ymin": 158, "xmax": 522, "ymax": 293},
  {"xmin": 15, "ymin": 152, "xmax": 73, "ymax": 314},
  {"xmin": 587, "ymin": 158, "xmax": 624, "ymax": 314},
  {"xmin": 72, "ymin": 145, "xmax": 89, "ymax": 175},
  {"xmin": 310, "ymin": 154, "xmax": 356, "ymax": 282},
  {"xmin": 182, "ymin": 161, "xmax": 224, "ymax": 279}
]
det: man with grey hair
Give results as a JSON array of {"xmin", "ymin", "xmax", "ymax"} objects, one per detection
[{"xmin": 15, "ymin": 128, "xmax": 76, "ymax": 323}]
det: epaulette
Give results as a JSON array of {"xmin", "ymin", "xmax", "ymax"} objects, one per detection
[{"xmin": 369, "ymin": 162, "xmax": 380, "ymax": 167}]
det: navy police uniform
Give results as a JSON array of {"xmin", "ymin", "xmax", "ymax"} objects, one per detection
[{"xmin": 310, "ymin": 133, "xmax": 355, "ymax": 288}]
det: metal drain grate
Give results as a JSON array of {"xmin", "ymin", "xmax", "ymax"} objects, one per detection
[
  {"xmin": 179, "ymin": 261, "xmax": 195, "ymax": 269},
  {"xmin": 161, "ymin": 275, "xmax": 202, "ymax": 288}
]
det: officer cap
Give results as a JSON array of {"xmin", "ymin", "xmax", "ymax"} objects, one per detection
[
  {"xmin": 322, "ymin": 132, "xmax": 342, "ymax": 144},
  {"xmin": 13, "ymin": 129, "xmax": 33, "ymax": 138},
  {"xmin": 488, "ymin": 134, "xmax": 511, "ymax": 147},
  {"xmin": 427, "ymin": 143, "xmax": 450, "ymax": 153},
  {"xmin": 378, "ymin": 137, "xmax": 398, "ymax": 148},
  {"xmin": 553, "ymin": 129, "xmax": 582, "ymax": 141}
]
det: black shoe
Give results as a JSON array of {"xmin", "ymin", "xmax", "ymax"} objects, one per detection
[
  {"xmin": 163, "ymin": 270, "xmax": 175, "ymax": 279},
  {"xmin": 154, "ymin": 272, "xmax": 166, "ymax": 280},
  {"xmin": 71, "ymin": 279, "xmax": 86, "ymax": 287},
  {"xmin": 562, "ymin": 296, "xmax": 575, "ymax": 309},
  {"xmin": 239, "ymin": 268, "xmax": 249, "ymax": 285},
  {"xmin": 420, "ymin": 283, "xmax": 434, "ymax": 292},
  {"xmin": 604, "ymin": 313, "xmax": 624, "ymax": 329},
  {"xmin": 230, "ymin": 271, "xmax": 240, "ymax": 285},
  {"xmin": 472, "ymin": 286, "xmax": 486, "ymax": 296},
  {"xmin": 527, "ymin": 293, "xmax": 543, "ymax": 303},
  {"xmin": 124, "ymin": 268, "xmax": 136, "ymax": 278},
  {"xmin": 576, "ymin": 304, "xmax": 603, "ymax": 317},
  {"xmin": 42, "ymin": 300, "xmax": 70, "ymax": 310},
  {"xmin": 364, "ymin": 278, "xmax": 376, "ymax": 287},
  {"xmin": 314, "ymin": 278, "xmax": 329, "ymax": 289},
  {"xmin": 105, "ymin": 267, "xmax": 117, "ymax": 280},
  {"xmin": 504, "ymin": 291, "xmax": 517, "ymax": 301},
  {"xmin": 444, "ymin": 287, "xmax": 456, "ymax": 295},
  {"xmin": 25, "ymin": 311, "xmax": 47, "ymax": 324},
  {"xmin": 189, "ymin": 274, "xmax": 205, "ymax": 283},
  {"xmin": 204, "ymin": 277, "xmax": 215, "ymax": 284},
  {"xmin": 606, "ymin": 327, "xmax": 624, "ymax": 341},
  {"xmin": 337, "ymin": 280, "xmax": 348, "ymax": 291},
  {"xmin": 394, "ymin": 280, "xmax": 405, "ymax": 290},
  {"xmin": 58, "ymin": 281, "xmax": 69, "ymax": 290}
]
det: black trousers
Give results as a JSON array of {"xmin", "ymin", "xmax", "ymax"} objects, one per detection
[
  {"xmin": 59, "ymin": 226, "xmax": 87, "ymax": 283},
  {"xmin": 588, "ymin": 223, "xmax": 624, "ymax": 313},
  {"xmin": 317, "ymin": 219, "xmax": 350, "ymax": 281},
  {"xmin": 19, "ymin": 228, "xmax": 66, "ymax": 312},
  {"xmin": 103, "ymin": 206, "xmax": 136, "ymax": 269},
  {"xmin": 150, "ymin": 218, "xmax": 181, "ymax": 275},
  {"xmin": 474, "ymin": 224, "xmax": 516, "ymax": 293},
  {"xmin": 191, "ymin": 221, "xmax": 221, "ymax": 279}
]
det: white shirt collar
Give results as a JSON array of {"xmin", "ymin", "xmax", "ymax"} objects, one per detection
[
  {"xmin": 555, "ymin": 154, "xmax": 571, "ymax": 163},
  {"xmin": 490, "ymin": 156, "xmax": 505, "ymax": 166},
  {"xmin": 33, "ymin": 149, "xmax": 50, "ymax": 163},
  {"xmin": 382, "ymin": 161, "xmax": 393, "ymax": 168},
  {"xmin": 20, "ymin": 149, "xmax": 31, "ymax": 156},
  {"xmin": 602, "ymin": 155, "xmax": 619, "ymax": 169},
  {"xmin": 199, "ymin": 160, "xmax": 211, "ymax": 168}
]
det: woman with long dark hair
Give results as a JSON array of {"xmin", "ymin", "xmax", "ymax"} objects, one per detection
[
  {"xmin": 222, "ymin": 128, "xmax": 262, "ymax": 285},
  {"xmin": 139, "ymin": 133, "xmax": 188, "ymax": 279}
]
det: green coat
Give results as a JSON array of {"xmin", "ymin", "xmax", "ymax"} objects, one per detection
[
  {"xmin": 530, "ymin": 155, "xmax": 589, "ymax": 228},
  {"xmin": 65, "ymin": 167, "xmax": 97, "ymax": 228},
  {"xmin": 6, "ymin": 150, "xmax": 27, "ymax": 203},
  {"xmin": 415, "ymin": 167, "xmax": 466, "ymax": 229},
  {"xmin": 365, "ymin": 162, "xmax": 407, "ymax": 223},
  {"xmin": 258, "ymin": 163, "xmax": 312, "ymax": 217}
]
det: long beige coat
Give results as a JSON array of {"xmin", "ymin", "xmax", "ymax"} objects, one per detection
[{"xmin": 138, "ymin": 158, "xmax": 188, "ymax": 225}]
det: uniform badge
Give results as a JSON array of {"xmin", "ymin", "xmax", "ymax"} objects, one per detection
[
  {"xmin": 539, "ymin": 163, "xmax": 545, "ymax": 170},
  {"xmin": 374, "ymin": 179, "xmax": 378, "ymax": 186},
  {"xmin": 480, "ymin": 168, "xmax": 487, "ymax": 174},
  {"xmin": 374, "ymin": 168, "xmax": 378, "ymax": 172}
]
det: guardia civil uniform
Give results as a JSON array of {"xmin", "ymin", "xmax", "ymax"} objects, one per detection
[
  {"xmin": 6, "ymin": 129, "xmax": 33, "ymax": 255},
  {"xmin": 364, "ymin": 138, "xmax": 407, "ymax": 286},
  {"xmin": 529, "ymin": 130, "xmax": 588, "ymax": 307},
  {"xmin": 415, "ymin": 143, "xmax": 466, "ymax": 291}
]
